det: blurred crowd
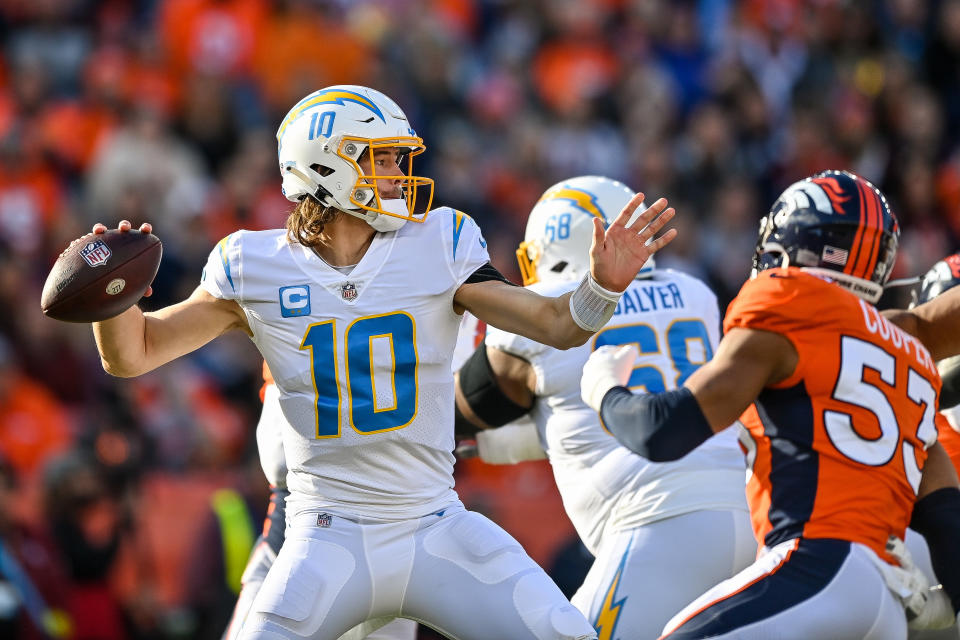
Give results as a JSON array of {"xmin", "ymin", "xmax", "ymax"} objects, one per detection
[{"xmin": 1, "ymin": 0, "xmax": 959, "ymax": 638}]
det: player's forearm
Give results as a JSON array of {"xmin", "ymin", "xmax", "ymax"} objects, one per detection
[
  {"xmin": 518, "ymin": 290, "xmax": 604, "ymax": 349},
  {"xmin": 460, "ymin": 282, "xmax": 593, "ymax": 349},
  {"xmin": 888, "ymin": 287, "xmax": 960, "ymax": 362},
  {"xmin": 93, "ymin": 306, "xmax": 149, "ymax": 377},
  {"xmin": 598, "ymin": 386, "xmax": 715, "ymax": 461},
  {"xmin": 547, "ymin": 292, "xmax": 595, "ymax": 348},
  {"xmin": 93, "ymin": 289, "xmax": 246, "ymax": 377}
]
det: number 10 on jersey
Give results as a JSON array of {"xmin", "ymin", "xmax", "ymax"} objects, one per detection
[{"xmin": 300, "ymin": 311, "xmax": 418, "ymax": 438}]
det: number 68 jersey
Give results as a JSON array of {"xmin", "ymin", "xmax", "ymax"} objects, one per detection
[
  {"xmin": 725, "ymin": 268, "xmax": 942, "ymax": 563},
  {"xmin": 486, "ymin": 268, "xmax": 748, "ymax": 555},
  {"xmin": 201, "ymin": 209, "xmax": 489, "ymax": 520}
]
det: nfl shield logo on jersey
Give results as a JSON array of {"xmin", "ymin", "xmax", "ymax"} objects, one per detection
[
  {"xmin": 340, "ymin": 283, "xmax": 358, "ymax": 301},
  {"xmin": 317, "ymin": 513, "xmax": 332, "ymax": 528},
  {"xmin": 80, "ymin": 240, "xmax": 112, "ymax": 267}
]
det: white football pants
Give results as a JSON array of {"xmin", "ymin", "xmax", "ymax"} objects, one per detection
[
  {"xmin": 905, "ymin": 528, "xmax": 960, "ymax": 640},
  {"xmin": 662, "ymin": 537, "xmax": 909, "ymax": 639},
  {"xmin": 237, "ymin": 503, "xmax": 597, "ymax": 640},
  {"xmin": 223, "ymin": 494, "xmax": 417, "ymax": 640},
  {"xmin": 571, "ymin": 508, "xmax": 756, "ymax": 640}
]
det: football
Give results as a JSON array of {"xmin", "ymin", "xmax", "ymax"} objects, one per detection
[{"xmin": 41, "ymin": 230, "xmax": 162, "ymax": 323}]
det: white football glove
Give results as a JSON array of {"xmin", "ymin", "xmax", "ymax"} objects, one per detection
[
  {"xmin": 476, "ymin": 419, "xmax": 547, "ymax": 464},
  {"xmin": 581, "ymin": 345, "xmax": 639, "ymax": 412},
  {"xmin": 883, "ymin": 536, "xmax": 957, "ymax": 631}
]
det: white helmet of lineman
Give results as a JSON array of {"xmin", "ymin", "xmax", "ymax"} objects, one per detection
[
  {"xmin": 276, "ymin": 85, "xmax": 434, "ymax": 232},
  {"xmin": 517, "ymin": 175, "xmax": 653, "ymax": 285}
]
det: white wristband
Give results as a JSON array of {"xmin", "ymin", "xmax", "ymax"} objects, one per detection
[{"xmin": 569, "ymin": 273, "xmax": 622, "ymax": 332}]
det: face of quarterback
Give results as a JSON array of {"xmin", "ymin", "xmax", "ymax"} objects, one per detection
[{"xmin": 358, "ymin": 147, "xmax": 405, "ymax": 201}]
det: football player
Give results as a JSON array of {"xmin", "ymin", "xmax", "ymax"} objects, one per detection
[
  {"xmin": 85, "ymin": 85, "xmax": 677, "ymax": 639},
  {"xmin": 453, "ymin": 176, "xmax": 756, "ymax": 639},
  {"xmin": 222, "ymin": 361, "xmax": 419, "ymax": 640},
  {"xmin": 900, "ymin": 254, "xmax": 960, "ymax": 640},
  {"xmin": 581, "ymin": 170, "xmax": 959, "ymax": 638}
]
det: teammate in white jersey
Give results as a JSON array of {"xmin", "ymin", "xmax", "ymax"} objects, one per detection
[
  {"xmin": 453, "ymin": 176, "xmax": 755, "ymax": 639},
  {"xmin": 84, "ymin": 85, "xmax": 678, "ymax": 640},
  {"xmin": 222, "ymin": 364, "xmax": 418, "ymax": 640}
]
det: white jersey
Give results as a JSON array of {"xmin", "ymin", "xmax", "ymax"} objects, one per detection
[
  {"xmin": 257, "ymin": 383, "xmax": 287, "ymax": 488},
  {"xmin": 452, "ymin": 311, "xmax": 484, "ymax": 372},
  {"xmin": 202, "ymin": 208, "xmax": 489, "ymax": 519},
  {"xmin": 485, "ymin": 269, "xmax": 748, "ymax": 554}
]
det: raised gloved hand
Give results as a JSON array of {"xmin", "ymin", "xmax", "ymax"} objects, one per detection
[{"xmin": 580, "ymin": 345, "xmax": 638, "ymax": 412}]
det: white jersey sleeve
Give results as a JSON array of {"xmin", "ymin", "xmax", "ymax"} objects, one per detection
[
  {"xmin": 201, "ymin": 232, "xmax": 245, "ymax": 301},
  {"xmin": 443, "ymin": 210, "xmax": 490, "ymax": 286}
]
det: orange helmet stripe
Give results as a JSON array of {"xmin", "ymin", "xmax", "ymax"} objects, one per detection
[
  {"xmin": 862, "ymin": 185, "xmax": 885, "ymax": 281},
  {"xmin": 844, "ymin": 184, "xmax": 867, "ymax": 277},
  {"xmin": 850, "ymin": 180, "xmax": 870, "ymax": 278}
]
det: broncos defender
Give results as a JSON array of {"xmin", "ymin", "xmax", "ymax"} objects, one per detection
[
  {"xmin": 82, "ymin": 85, "xmax": 678, "ymax": 639},
  {"xmin": 453, "ymin": 176, "xmax": 756, "ymax": 639},
  {"xmin": 582, "ymin": 170, "xmax": 959, "ymax": 638}
]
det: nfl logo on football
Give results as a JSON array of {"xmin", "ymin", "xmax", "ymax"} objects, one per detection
[
  {"xmin": 80, "ymin": 240, "xmax": 112, "ymax": 268},
  {"xmin": 340, "ymin": 283, "xmax": 357, "ymax": 301}
]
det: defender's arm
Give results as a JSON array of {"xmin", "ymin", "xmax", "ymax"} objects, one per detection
[
  {"xmin": 912, "ymin": 442, "xmax": 960, "ymax": 615},
  {"xmin": 884, "ymin": 286, "xmax": 960, "ymax": 362},
  {"xmin": 586, "ymin": 327, "xmax": 797, "ymax": 461}
]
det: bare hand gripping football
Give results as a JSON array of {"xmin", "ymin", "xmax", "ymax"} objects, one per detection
[{"xmin": 41, "ymin": 221, "xmax": 160, "ymax": 322}]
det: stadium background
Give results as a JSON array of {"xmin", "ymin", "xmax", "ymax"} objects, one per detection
[{"xmin": 0, "ymin": 0, "xmax": 958, "ymax": 638}]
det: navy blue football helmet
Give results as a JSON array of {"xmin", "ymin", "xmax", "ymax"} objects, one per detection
[
  {"xmin": 912, "ymin": 252, "xmax": 960, "ymax": 308},
  {"xmin": 753, "ymin": 170, "xmax": 900, "ymax": 303},
  {"xmin": 911, "ymin": 252, "xmax": 960, "ymax": 410}
]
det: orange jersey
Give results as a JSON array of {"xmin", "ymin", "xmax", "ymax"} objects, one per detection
[
  {"xmin": 937, "ymin": 408, "xmax": 960, "ymax": 472},
  {"xmin": 725, "ymin": 269, "xmax": 941, "ymax": 562},
  {"xmin": 259, "ymin": 360, "xmax": 274, "ymax": 403}
]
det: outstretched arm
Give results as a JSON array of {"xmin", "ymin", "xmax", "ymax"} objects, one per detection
[
  {"xmin": 89, "ymin": 221, "xmax": 249, "ymax": 377},
  {"xmin": 455, "ymin": 193, "xmax": 676, "ymax": 349},
  {"xmin": 884, "ymin": 286, "xmax": 960, "ymax": 362},
  {"xmin": 582, "ymin": 327, "xmax": 797, "ymax": 461}
]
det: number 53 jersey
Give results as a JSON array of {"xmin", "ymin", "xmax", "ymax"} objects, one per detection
[
  {"xmin": 724, "ymin": 268, "xmax": 942, "ymax": 562},
  {"xmin": 201, "ymin": 209, "xmax": 489, "ymax": 520}
]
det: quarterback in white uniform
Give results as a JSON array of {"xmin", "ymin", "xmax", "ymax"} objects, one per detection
[
  {"xmin": 454, "ymin": 177, "xmax": 756, "ymax": 639},
  {"xmin": 222, "ymin": 370, "xmax": 418, "ymax": 640},
  {"xmin": 86, "ymin": 86, "xmax": 678, "ymax": 639}
]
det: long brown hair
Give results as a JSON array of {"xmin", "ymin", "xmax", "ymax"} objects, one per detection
[{"xmin": 286, "ymin": 196, "xmax": 340, "ymax": 250}]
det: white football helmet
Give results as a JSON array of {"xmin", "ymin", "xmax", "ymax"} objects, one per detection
[
  {"xmin": 276, "ymin": 85, "xmax": 434, "ymax": 232},
  {"xmin": 516, "ymin": 176, "xmax": 652, "ymax": 285}
]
